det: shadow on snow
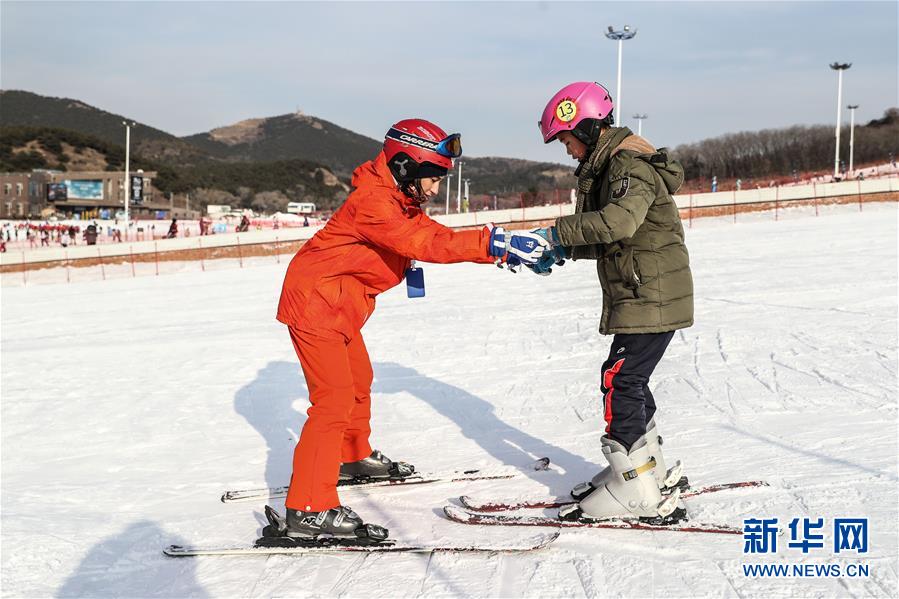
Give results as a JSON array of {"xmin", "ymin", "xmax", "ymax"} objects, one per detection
[
  {"xmin": 56, "ymin": 521, "xmax": 207, "ymax": 598},
  {"xmin": 233, "ymin": 359, "xmax": 593, "ymax": 491}
]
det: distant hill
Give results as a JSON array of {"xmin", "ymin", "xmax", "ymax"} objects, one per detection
[
  {"xmin": 1, "ymin": 91, "xmax": 578, "ymax": 208},
  {"xmin": 183, "ymin": 113, "xmax": 382, "ymax": 177},
  {"xmin": 184, "ymin": 113, "xmax": 576, "ymax": 192},
  {"xmin": 0, "ymin": 126, "xmax": 126, "ymax": 172},
  {"xmin": 0, "ymin": 125, "xmax": 351, "ymax": 213},
  {"xmin": 0, "ymin": 90, "xmax": 209, "ymax": 165},
  {"xmin": 459, "ymin": 156, "xmax": 575, "ymax": 197},
  {"xmin": 672, "ymin": 107, "xmax": 899, "ymax": 187}
]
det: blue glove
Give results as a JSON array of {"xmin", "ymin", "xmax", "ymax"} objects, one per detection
[
  {"xmin": 528, "ymin": 246, "xmax": 568, "ymax": 276},
  {"xmin": 487, "ymin": 225, "xmax": 551, "ymax": 266},
  {"xmin": 504, "ymin": 252, "xmax": 524, "ymax": 273},
  {"xmin": 507, "ymin": 230, "xmax": 551, "ymax": 264}
]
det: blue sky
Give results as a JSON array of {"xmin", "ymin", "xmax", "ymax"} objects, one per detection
[{"xmin": 2, "ymin": 1, "xmax": 896, "ymax": 162}]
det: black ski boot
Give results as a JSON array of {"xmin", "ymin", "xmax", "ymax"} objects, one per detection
[
  {"xmin": 339, "ymin": 450, "xmax": 415, "ymax": 484},
  {"xmin": 256, "ymin": 505, "xmax": 389, "ymax": 548}
]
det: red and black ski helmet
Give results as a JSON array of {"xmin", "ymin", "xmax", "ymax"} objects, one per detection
[{"xmin": 384, "ymin": 119, "xmax": 462, "ymax": 183}]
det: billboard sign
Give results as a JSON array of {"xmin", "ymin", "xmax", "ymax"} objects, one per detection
[
  {"xmin": 130, "ymin": 176, "xmax": 144, "ymax": 204},
  {"xmin": 64, "ymin": 179, "xmax": 104, "ymax": 200},
  {"xmin": 47, "ymin": 182, "xmax": 68, "ymax": 202}
]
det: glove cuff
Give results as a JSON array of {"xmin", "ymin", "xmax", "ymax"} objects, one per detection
[{"xmin": 486, "ymin": 224, "xmax": 508, "ymax": 258}]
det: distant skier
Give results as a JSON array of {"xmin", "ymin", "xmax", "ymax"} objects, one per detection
[
  {"xmin": 165, "ymin": 218, "xmax": 178, "ymax": 239},
  {"xmin": 276, "ymin": 119, "xmax": 550, "ymax": 543},
  {"xmin": 530, "ymin": 82, "xmax": 694, "ymax": 523}
]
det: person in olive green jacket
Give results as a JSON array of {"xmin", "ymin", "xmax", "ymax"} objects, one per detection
[{"xmin": 530, "ymin": 82, "xmax": 694, "ymax": 524}]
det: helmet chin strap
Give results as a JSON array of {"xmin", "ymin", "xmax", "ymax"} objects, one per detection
[{"xmin": 399, "ymin": 180, "xmax": 428, "ymax": 205}]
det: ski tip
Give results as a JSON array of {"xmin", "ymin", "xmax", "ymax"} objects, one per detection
[
  {"xmin": 443, "ymin": 504, "xmax": 473, "ymax": 523},
  {"xmin": 533, "ymin": 457, "xmax": 551, "ymax": 471},
  {"xmin": 458, "ymin": 496, "xmax": 474, "ymax": 509},
  {"xmin": 164, "ymin": 545, "xmax": 185, "ymax": 557}
]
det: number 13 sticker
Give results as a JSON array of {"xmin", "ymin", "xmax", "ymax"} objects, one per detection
[{"xmin": 556, "ymin": 100, "xmax": 577, "ymax": 122}]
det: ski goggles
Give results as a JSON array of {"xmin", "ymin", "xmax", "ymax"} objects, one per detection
[{"xmin": 385, "ymin": 129, "xmax": 463, "ymax": 158}]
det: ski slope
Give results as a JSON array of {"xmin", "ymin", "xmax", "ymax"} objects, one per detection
[{"xmin": 2, "ymin": 204, "xmax": 897, "ymax": 598}]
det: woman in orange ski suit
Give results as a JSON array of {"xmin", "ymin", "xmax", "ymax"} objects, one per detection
[{"xmin": 276, "ymin": 119, "xmax": 549, "ymax": 518}]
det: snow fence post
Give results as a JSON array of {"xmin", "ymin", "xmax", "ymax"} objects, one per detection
[
  {"xmin": 857, "ymin": 179, "xmax": 863, "ymax": 212},
  {"xmin": 198, "ymin": 237, "xmax": 205, "ymax": 272},
  {"xmin": 688, "ymin": 194, "xmax": 693, "ymax": 228},
  {"xmin": 21, "ymin": 251, "xmax": 26, "ymax": 286},
  {"xmin": 129, "ymin": 245, "xmax": 136, "ymax": 277},
  {"xmin": 275, "ymin": 236, "xmax": 280, "ymax": 264},
  {"xmin": 813, "ymin": 181, "xmax": 819, "ymax": 216},
  {"xmin": 65, "ymin": 249, "xmax": 70, "ymax": 284},
  {"xmin": 775, "ymin": 185, "xmax": 779, "ymax": 221},
  {"xmin": 732, "ymin": 190, "xmax": 737, "ymax": 224},
  {"xmin": 154, "ymin": 241, "xmax": 159, "ymax": 276},
  {"xmin": 237, "ymin": 235, "xmax": 243, "ymax": 268},
  {"xmin": 97, "ymin": 246, "xmax": 106, "ymax": 280}
]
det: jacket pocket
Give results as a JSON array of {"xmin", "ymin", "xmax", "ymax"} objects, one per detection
[{"xmin": 610, "ymin": 244, "xmax": 642, "ymax": 290}]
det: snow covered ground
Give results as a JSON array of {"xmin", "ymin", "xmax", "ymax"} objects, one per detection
[{"xmin": 2, "ymin": 203, "xmax": 897, "ymax": 598}]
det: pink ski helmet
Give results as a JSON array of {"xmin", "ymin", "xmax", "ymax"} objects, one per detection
[{"xmin": 539, "ymin": 82, "xmax": 614, "ymax": 144}]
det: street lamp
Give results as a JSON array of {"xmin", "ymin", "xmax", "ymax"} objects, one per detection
[
  {"xmin": 455, "ymin": 160, "xmax": 464, "ymax": 213},
  {"xmin": 829, "ymin": 62, "xmax": 851, "ymax": 179},
  {"xmin": 122, "ymin": 120, "xmax": 136, "ymax": 232},
  {"xmin": 847, "ymin": 104, "xmax": 859, "ymax": 173},
  {"xmin": 633, "ymin": 113, "xmax": 648, "ymax": 136},
  {"xmin": 463, "ymin": 179, "xmax": 471, "ymax": 212},
  {"xmin": 445, "ymin": 173, "xmax": 453, "ymax": 214},
  {"xmin": 605, "ymin": 25, "xmax": 637, "ymax": 126}
]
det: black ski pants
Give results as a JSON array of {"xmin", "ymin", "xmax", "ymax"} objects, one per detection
[{"xmin": 600, "ymin": 331, "xmax": 675, "ymax": 451}]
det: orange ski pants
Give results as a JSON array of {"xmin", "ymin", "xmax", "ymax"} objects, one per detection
[{"xmin": 285, "ymin": 327, "xmax": 374, "ymax": 512}]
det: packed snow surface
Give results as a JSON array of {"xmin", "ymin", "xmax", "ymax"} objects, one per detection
[{"xmin": 2, "ymin": 204, "xmax": 897, "ymax": 597}]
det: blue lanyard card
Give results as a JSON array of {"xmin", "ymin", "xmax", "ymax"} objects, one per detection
[{"xmin": 406, "ymin": 266, "xmax": 425, "ymax": 298}]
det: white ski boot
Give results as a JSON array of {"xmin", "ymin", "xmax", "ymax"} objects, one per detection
[
  {"xmin": 570, "ymin": 418, "xmax": 687, "ymax": 501},
  {"xmin": 560, "ymin": 435, "xmax": 685, "ymax": 524}
]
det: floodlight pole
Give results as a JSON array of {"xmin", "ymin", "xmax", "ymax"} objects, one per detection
[
  {"xmin": 445, "ymin": 174, "xmax": 453, "ymax": 214},
  {"xmin": 456, "ymin": 161, "xmax": 463, "ymax": 213},
  {"xmin": 829, "ymin": 62, "xmax": 851, "ymax": 178},
  {"xmin": 847, "ymin": 104, "xmax": 859, "ymax": 173},
  {"xmin": 605, "ymin": 25, "xmax": 637, "ymax": 126},
  {"xmin": 633, "ymin": 114, "xmax": 648, "ymax": 136},
  {"xmin": 123, "ymin": 121, "xmax": 136, "ymax": 232}
]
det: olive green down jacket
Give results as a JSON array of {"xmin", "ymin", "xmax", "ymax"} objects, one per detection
[{"xmin": 554, "ymin": 127, "xmax": 694, "ymax": 335}]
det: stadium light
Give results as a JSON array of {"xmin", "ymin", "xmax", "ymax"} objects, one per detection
[
  {"xmin": 633, "ymin": 113, "xmax": 648, "ymax": 136},
  {"xmin": 847, "ymin": 104, "xmax": 859, "ymax": 173},
  {"xmin": 456, "ymin": 161, "xmax": 464, "ymax": 213},
  {"xmin": 445, "ymin": 173, "xmax": 453, "ymax": 214},
  {"xmin": 122, "ymin": 121, "xmax": 136, "ymax": 233},
  {"xmin": 829, "ymin": 62, "xmax": 851, "ymax": 178},
  {"xmin": 605, "ymin": 25, "xmax": 637, "ymax": 126}
]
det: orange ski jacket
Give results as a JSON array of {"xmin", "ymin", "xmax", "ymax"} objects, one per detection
[{"xmin": 277, "ymin": 152, "xmax": 495, "ymax": 340}]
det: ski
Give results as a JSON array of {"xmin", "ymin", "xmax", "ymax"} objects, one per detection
[
  {"xmin": 443, "ymin": 505, "xmax": 742, "ymax": 535},
  {"xmin": 459, "ymin": 480, "xmax": 768, "ymax": 513},
  {"xmin": 221, "ymin": 457, "xmax": 551, "ymax": 503},
  {"xmin": 164, "ymin": 531, "xmax": 559, "ymax": 556}
]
